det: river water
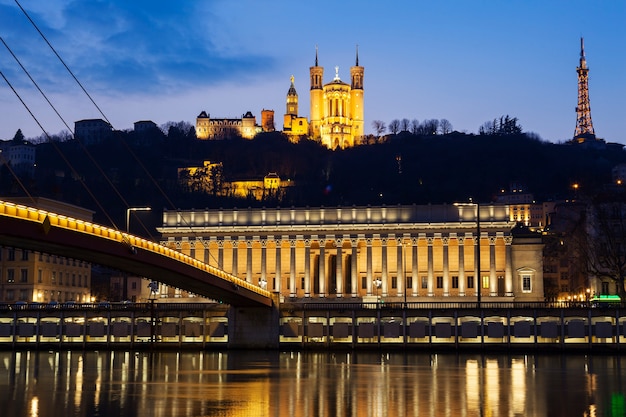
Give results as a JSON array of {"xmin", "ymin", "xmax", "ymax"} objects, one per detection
[{"xmin": 0, "ymin": 350, "xmax": 623, "ymax": 417}]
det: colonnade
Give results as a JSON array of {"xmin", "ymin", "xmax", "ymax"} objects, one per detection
[{"xmin": 167, "ymin": 232, "xmax": 514, "ymax": 301}]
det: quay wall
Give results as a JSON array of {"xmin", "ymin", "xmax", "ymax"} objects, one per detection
[{"xmin": 0, "ymin": 302, "xmax": 623, "ymax": 352}]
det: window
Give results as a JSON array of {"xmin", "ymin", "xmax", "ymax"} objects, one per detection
[
  {"xmin": 522, "ymin": 274, "xmax": 531, "ymax": 292},
  {"xmin": 436, "ymin": 276, "xmax": 443, "ymax": 289},
  {"xmin": 131, "ymin": 281, "xmax": 137, "ymax": 290},
  {"xmin": 421, "ymin": 276, "xmax": 428, "ymax": 289},
  {"xmin": 482, "ymin": 275, "xmax": 490, "ymax": 289},
  {"xmin": 21, "ymin": 250, "xmax": 28, "ymax": 261},
  {"xmin": 52, "ymin": 271, "xmax": 56, "ymax": 283},
  {"xmin": 601, "ymin": 281, "xmax": 609, "ymax": 295},
  {"xmin": 20, "ymin": 269, "xmax": 28, "ymax": 283},
  {"xmin": 406, "ymin": 277, "xmax": 412, "ymax": 289},
  {"xmin": 301, "ymin": 277, "xmax": 305, "ymax": 290},
  {"xmin": 7, "ymin": 269, "xmax": 15, "ymax": 283},
  {"xmin": 467, "ymin": 275, "xmax": 474, "ymax": 289},
  {"xmin": 391, "ymin": 276, "xmax": 397, "ymax": 289},
  {"xmin": 452, "ymin": 276, "xmax": 459, "ymax": 289},
  {"xmin": 38, "ymin": 270, "xmax": 42, "ymax": 283},
  {"xmin": 8, "ymin": 248, "xmax": 15, "ymax": 261}
]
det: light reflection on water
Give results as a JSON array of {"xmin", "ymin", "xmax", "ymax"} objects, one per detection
[{"xmin": 0, "ymin": 350, "xmax": 623, "ymax": 417}]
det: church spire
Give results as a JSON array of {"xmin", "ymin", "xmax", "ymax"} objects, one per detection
[
  {"xmin": 355, "ymin": 44, "xmax": 359, "ymax": 66},
  {"xmin": 315, "ymin": 45, "xmax": 319, "ymax": 67}
]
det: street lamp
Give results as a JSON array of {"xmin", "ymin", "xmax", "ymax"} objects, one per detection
[
  {"xmin": 455, "ymin": 201, "xmax": 481, "ymax": 308},
  {"xmin": 126, "ymin": 207, "xmax": 151, "ymax": 233}
]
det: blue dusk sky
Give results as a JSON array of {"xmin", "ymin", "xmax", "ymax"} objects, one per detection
[{"xmin": 0, "ymin": 0, "xmax": 625, "ymax": 144}]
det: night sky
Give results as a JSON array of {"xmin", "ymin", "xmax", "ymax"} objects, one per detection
[{"xmin": 1, "ymin": 0, "xmax": 625, "ymax": 144}]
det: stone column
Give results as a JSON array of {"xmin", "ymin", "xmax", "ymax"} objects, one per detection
[
  {"xmin": 217, "ymin": 239, "xmax": 224, "ymax": 270},
  {"xmin": 427, "ymin": 236, "xmax": 434, "ymax": 297},
  {"xmin": 458, "ymin": 236, "xmax": 466, "ymax": 296},
  {"xmin": 260, "ymin": 239, "xmax": 267, "ymax": 287},
  {"xmin": 351, "ymin": 238, "xmax": 358, "ymax": 297},
  {"xmin": 274, "ymin": 238, "xmax": 282, "ymax": 293},
  {"xmin": 443, "ymin": 236, "xmax": 450, "ymax": 297},
  {"xmin": 396, "ymin": 238, "xmax": 404, "ymax": 298},
  {"xmin": 246, "ymin": 240, "xmax": 253, "ymax": 283},
  {"xmin": 289, "ymin": 239, "xmax": 297, "ymax": 298},
  {"xmin": 505, "ymin": 236, "xmax": 513, "ymax": 296},
  {"xmin": 381, "ymin": 237, "xmax": 388, "ymax": 297},
  {"xmin": 336, "ymin": 238, "xmax": 343, "ymax": 297},
  {"xmin": 489, "ymin": 236, "xmax": 497, "ymax": 297},
  {"xmin": 318, "ymin": 239, "xmax": 326, "ymax": 297},
  {"xmin": 366, "ymin": 238, "xmax": 373, "ymax": 295},
  {"xmin": 304, "ymin": 239, "xmax": 311, "ymax": 297},
  {"xmin": 474, "ymin": 234, "xmax": 480, "ymax": 296},
  {"xmin": 411, "ymin": 238, "xmax": 418, "ymax": 296},
  {"xmin": 231, "ymin": 238, "xmax": 239, "ymax": 278}
]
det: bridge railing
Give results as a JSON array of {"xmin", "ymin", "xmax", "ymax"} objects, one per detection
[{"xmin": 0, "ymin": 200, "xmax": 271, "ymax": 299}]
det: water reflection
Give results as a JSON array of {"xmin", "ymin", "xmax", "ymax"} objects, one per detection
[{"xmin": 0, "ymin": 350, "xmax": 623, "ymax": 417}]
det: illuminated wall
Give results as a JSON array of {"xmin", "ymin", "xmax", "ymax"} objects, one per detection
[{"xmin": 159, "ymin": 204, "xmax": 545, "ymax": 302}]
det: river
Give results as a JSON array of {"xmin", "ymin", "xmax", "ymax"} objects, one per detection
[{"xmin": 0, "ymin": 350, "xmax": 623, "ymax": 416}]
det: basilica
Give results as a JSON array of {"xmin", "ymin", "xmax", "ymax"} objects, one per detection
[{"xmin": 284, "ymin": 48, "xmax": 364, "ymax": 149}]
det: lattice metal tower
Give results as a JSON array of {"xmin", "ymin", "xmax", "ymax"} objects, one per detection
[{"xmin": 574, "ymin": 37, "xmax": 595, "ymax": 140}]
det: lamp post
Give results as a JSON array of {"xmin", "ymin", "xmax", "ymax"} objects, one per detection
[
  {"xmin": 455, "ymin": 201, "xmax": 481, "ymax": 308},
  {"xmin": 126, "ymin": 207, "xmax": 151, "ymax": 233}
]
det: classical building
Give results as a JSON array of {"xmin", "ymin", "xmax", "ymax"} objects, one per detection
[
  {"xmin": 0, "ymin": 138, "xmax": 35, "ymax": 177},
  {"xmin": 309, "ymin": 47, "xmax": 364, "ymax": 149},
  {"xmin": 0, "ymin": 198, "xmax": 93, "ymax": 304},
  {"xmin": 195, "ymin": 111, "xmax": 261, "ymax": 140},
  {"xmin": 158, "ymin": 204, "xmax": 544, "ymax": 302}
]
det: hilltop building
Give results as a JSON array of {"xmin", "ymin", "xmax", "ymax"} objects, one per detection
[
  {"xmin": 285, "ymin": 47, "xmax": 364, "ymax": 149},
  {"xmin": 74, "ymin": 119, "xmax": 113, "ymax": 145},
  {"xmin": 195, "ymin": 111, "xmax": 262, "ymax": 140}
]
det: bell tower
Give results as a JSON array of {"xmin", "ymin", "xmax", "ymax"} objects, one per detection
[
  {"xmin": 574, "ymin": 37, "xmax": 596, "ymax": 142},
  {"xmin": 350, "ymin": 45, "xmax": 364, "ymax": 142},
  {"xmin": 309, "ymin": 46, "xmax": 324, "ymax": 139}
]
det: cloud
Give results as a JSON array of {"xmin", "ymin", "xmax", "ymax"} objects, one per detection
[{"xmin": 1, "ymin": 1, "xmax": 275, "ymax": 95}]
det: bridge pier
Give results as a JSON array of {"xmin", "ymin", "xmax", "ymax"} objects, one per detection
[{"xmin": 227, "ymin": 295, "xmax": 280, "ymax": 349}]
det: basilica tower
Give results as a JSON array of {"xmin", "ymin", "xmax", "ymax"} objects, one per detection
[
  {"xmin": 309, "ymin": 47, "xmax": 324, "ymax": 139},
  {"xmin": 350, "ymin": 46, "xmax": 364, "ymax": 141},
  {"xmin": 284, "ymin": 75, "xmax": 298, "ymax": 130},
  {"xmin": 574, "ymin": 37, "xmax": 596, "ymax": 142}
]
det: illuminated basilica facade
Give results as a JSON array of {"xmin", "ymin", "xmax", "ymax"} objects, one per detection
[
  {"xmin": 283, "ymin": 48, "xmax": 364, "ymax": 149},
  {"xmin": 158, "ymin": 204, "xmax": 544, "ymax": 302}
]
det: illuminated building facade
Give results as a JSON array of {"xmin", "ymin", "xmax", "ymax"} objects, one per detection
[
  {"xmin": 159, "ymin": 204, "xmax": 544, "ymax": 302},
  {"xmin": 195, "ymin": 111, "xmax": 261, "ymax": 140},
  {"xmin": 282, "ymin": 76, "xmax": 309, "ymax": 139},
  {"xmin": 309, "ymin": 47, "xmax": 364, "ymax": 149},
  {"xmin": 0, "ymin": 198, "xmax": 92, "ymax": 304}
]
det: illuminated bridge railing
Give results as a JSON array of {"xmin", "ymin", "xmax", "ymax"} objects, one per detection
[{"xmin": 0, "ymin": 201, "xmax": 271, "ymax": 299}]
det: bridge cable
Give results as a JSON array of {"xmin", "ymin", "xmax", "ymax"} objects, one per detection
[
  {"xmin": 13, "ymin": 0, "xmax": 220, "ymax": 264},
  {"xmin": 0, "ymin": 37, "xmax": 130, "ymax": 240}
]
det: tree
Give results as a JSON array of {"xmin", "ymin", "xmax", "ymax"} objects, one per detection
[
  {"xmin": 421, "ymin": 119, "xmax": 439, "ymax": 135},
  {"xmin": 410, "ymin": 119, "xmax": 420, "ymax": 135},
  {"xmin": 439, "ymin": 119, "xmax": 453, "ymax": 135},
  {"xmin": 371, "ymin": 120, "xmax": 386, "ymax": 137},
  {"xmin": 388, "ymin": 119, "xmax": 400, "ymax": 135},
  {"xmin": 11, "ymin": 129, "xmax": 25, "ymax": 143},
  {"xmin": 400, "ymin": 118, "xmax": 410, "ymax": 132},
  {"xmin": 478, "ymin": 115, "xmax": 522, "ymax": 136},
  {"xmin": 583, "ymin": 200, "xmax": 626, "ymax": 300}
]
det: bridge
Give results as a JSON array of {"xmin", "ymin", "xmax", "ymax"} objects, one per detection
[{"xmin": 0, "ymin": 200, "xmax": 273, "ymax": 308}]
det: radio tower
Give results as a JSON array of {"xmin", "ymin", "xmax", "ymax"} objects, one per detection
[{"xmin": 574, "ymin": 37, "xmax": 596, "ymax": 141}]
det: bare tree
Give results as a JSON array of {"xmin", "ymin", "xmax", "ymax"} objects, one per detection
[
  {"xmin": 400, "ymin": 118, "xmax": 410, "ymax": 132},
  {"xmin": 422, "ymin": 119, "xmax": 439, "ymax": 135},
  {"xmin": 410, "ymin": 119, "xmax": 420, "ymax": 135},
  {"xmin": 439, "ymin": 119, "xmax": 453, "ymax": 135},
  {"xmin": 371, "ymin": 120, "xmax": 386, "ymax": 137},
  {"xmin": 388, "ymin": 119, "xmax": 400, "ymax": 135},
  {"xmin": 583, "ymin": 201, "xmax": 626, "ymax": 300}
]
